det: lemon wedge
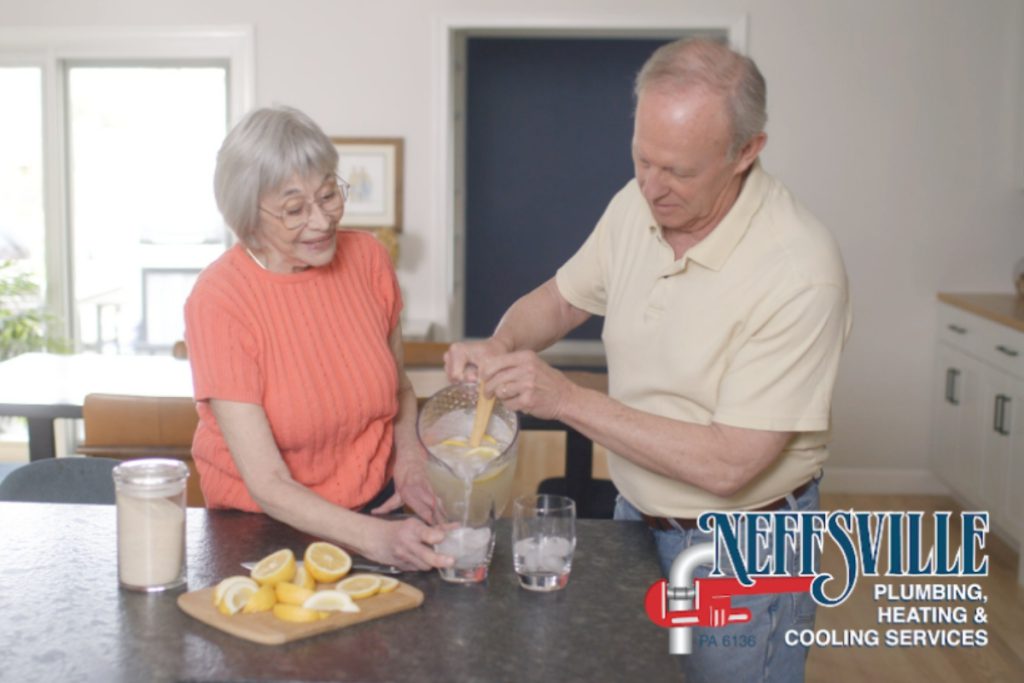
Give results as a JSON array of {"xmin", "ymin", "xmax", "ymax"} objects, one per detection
[
  {"xmin": 275, "ymin": 581, "xmax": 314, "ymax": 606},
  {"xmin": 213, "ymin": 575, "xmax": 259, "ymax": 607},
  {"xmin": 337, "ymin": 574, "xmax": 382, "ymax": 600},
  {"xmin": 250, "ymin": 548, "xmax": 297, "ymax": 586},
  {"xmin": 242, "ymin": 584, "xmax": 276, "ymax": 613},
  {"xmin": 292, "ymin": 563, "xmax": 316, "ymax": 590},
  {"xmin": 303, "ymin": 589, "xmax": 360, "ymax": 613},
  {"xmin": 272, "ymin": 603, "xmax": 326, "ymax": 623},
  {"xmin": 217, "ymin": 581, "xmax": 258, "ymax": 616},
  {"xmin": 304, "ymin": 542, "xmax": 352, "ymax": 583}
]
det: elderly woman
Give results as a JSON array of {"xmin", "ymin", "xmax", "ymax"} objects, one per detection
[{"xmin": 184, "ymin": 106, "xmax": 451, "ymax": 571}]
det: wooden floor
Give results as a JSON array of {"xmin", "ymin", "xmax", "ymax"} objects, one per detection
[{"xmin": 807, "ymin": 493, "xmax": 1023, "ymax": 683}]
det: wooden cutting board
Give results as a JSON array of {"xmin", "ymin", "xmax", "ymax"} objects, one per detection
[{"xmin": 177, "ymin": 581, "xmax": 424, "ymax": 645}]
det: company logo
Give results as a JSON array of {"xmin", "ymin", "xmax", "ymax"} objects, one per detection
[{"xmin": 644, "ymin": 510, "xmax": 990, "ymax": 655}]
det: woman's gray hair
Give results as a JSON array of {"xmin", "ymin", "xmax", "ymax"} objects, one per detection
[
  {"xmin": 635, "ymin": 38, "xmax": 767, "ymax": 159},
  {"xmin": 213, "ymin": 106, "xmax": 338, "ymax": 247}
]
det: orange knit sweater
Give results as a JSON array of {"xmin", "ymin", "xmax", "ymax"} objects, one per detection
[{"xmin": 184, "ymin": 231, "xmax": 401, "ymax": 511}]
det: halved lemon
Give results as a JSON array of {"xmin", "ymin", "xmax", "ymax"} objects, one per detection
[
  {"xmin": 370, "ymin": 575, "xmax": 400, "ymax": 594},
  {"xmin": 292, "ymin": 563, "xmax": 315, "ymax": 590},
  {"xmin": 272, "ymin": 603, "xmax": 325, "ymax": 623},
  {"xmin": 242, "ymin": 584, "xmax": 276, "ymax": 613},
  {"xmin": 250, "ymin": 548, "xmax": 297, "ymax": 586},
  {"xmin": 275, "ymin": 581, "xmax": 314, "ymax": 606},
  {"xmin": 337, "ymin": 574, "xmax": 382, "ymax": 600},
  {"xmin": 217, "ymin": 581, "xmax": 258, "ymax": 616},
  {"xmin": 303, "ymin": 589, "xmax": 360, "ymax": 613},
  {"xmin": 213, "ymin": 575, "xmax": 259, "ymax": 607},
  {"xmin": 304, "ymin": 542, "xmax": 352, "ymax": 583}
]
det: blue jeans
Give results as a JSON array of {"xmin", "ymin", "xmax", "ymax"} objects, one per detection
[{"xmin": 615, "ymin": 478, "xmax": 820, "ymax": 683}]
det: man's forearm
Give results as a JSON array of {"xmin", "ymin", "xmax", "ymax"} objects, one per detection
[
  {"xmin": 493, "ymin": 278, "xmax": 588, "ymax": 352},
  {"xmin": 557, "ymin": 384, "xmax": 792, "ymax": 498}
]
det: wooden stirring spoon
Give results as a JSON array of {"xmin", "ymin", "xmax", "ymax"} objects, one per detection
[{"xmin": 468, "ymin": 380, "xmax": 496, "ymax": 447}]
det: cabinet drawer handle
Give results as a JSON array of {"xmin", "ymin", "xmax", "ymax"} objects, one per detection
[
  {"xmin": 995, "ymin": 345, "xmax": 1019, "ymax": 358},
  {"xmin": 994, "ymin": 394, "xmax": 1011, "ymax": 436},
  {"xmin": 947, "ymin": 324, "xmax": 967, "ymax": 335},
  {"xmin": 945, "ymin": 368, "xmax": 960, "ymax": 405}
]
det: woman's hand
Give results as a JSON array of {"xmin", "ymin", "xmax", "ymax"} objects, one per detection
[
  {"xmin": 361, "ymin": 516, "xmax": 454, "ymax": 571},
  {"xmin": 370, "ymin": 446, "xmax": 436, "ymax": 523}
]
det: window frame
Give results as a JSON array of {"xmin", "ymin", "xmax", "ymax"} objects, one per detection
[{"xmin": 0, "ymin": 26, "xmax": 254, "ymax": 344}]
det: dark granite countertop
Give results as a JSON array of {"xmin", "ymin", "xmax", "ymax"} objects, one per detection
[{"xmin": 0, "ymin": 502, "xmax": 678, "ymax": 682}]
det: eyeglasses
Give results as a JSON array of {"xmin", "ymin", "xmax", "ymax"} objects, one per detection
[{"xmin": 259, "ymin": 175, "xmax": 350, "ymax": 230}]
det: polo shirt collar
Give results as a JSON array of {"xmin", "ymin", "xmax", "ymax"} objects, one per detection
[{"xmin": 656, "ymin": 161, "xmax": 770, "ymax": 273}]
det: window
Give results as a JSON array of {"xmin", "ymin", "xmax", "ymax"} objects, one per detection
[
  {"xmin": 0, "ymin": 66, "xmax": 46, "ymax": 319},
  {"xmin": 0, "ymin": 27, "xmax": 253, "ymax": 356},
  {"xmin": 67, "ymin": 64, "xmax": 228, "ymax": 353}
]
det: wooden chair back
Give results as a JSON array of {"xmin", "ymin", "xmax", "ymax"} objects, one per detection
[{"xmin": 78, "ymin": 393, "xmax": 204, "ymax": 507}]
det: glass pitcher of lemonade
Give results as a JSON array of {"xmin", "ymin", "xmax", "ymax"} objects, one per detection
[{"xmin": 417, "ymin": 382, "xmax": 519, "ymax": 525}]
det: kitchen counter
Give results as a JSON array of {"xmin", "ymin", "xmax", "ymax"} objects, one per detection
[
  {"xmin": 0, "ymin": 502, "xmax": 677, "ymax": 682},
  {"xmin": 938, "ymin": 292, "xmax": 1024, "ymax": 333}
]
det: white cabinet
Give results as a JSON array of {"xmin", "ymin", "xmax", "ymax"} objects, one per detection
[{"xmin": 930, "ymin": 301, "xmax": 1024, "ymax": 584}]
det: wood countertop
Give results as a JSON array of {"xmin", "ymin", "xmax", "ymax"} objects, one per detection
[{"xmin": 937, "ymin": 293, "xmax": 1024, "ymax": 334}]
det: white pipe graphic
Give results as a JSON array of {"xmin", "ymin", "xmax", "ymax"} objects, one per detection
[{"xmin": 667, "ymin": 541, "xmax": 716, "ymax": 655}]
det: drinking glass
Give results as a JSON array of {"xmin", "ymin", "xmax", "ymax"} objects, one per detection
[
  {"xmin": 433, "ymin": 497, "xmax": 497, "ymax": 584},
  {"xmin": 512, "ymin": 494, "xmax": 576, "ymax": 591}
]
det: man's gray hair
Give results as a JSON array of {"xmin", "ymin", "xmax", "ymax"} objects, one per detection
[
  {"xmin": 214, "ymin": 106, "xmax": 338, "ymax": 247},
  {"xmin": 635, "ymin": 38, "xmax": 767, "ymax": 158}
]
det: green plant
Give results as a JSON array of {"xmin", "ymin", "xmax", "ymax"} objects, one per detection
[{"xmin": 0, "ymin": 259, "xmax": 69, "ymax": 361}]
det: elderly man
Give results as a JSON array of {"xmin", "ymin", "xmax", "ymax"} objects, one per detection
[{"xmin": 446, "ymin": 38, "xmax": 850, "ymax": 681}]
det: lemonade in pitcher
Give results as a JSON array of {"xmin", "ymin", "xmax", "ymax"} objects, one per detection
[{"xmin": 418, "ymin": 383, "xmax": 519, "ymax": 582}]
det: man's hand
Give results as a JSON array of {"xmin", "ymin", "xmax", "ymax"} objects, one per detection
[
  {"xmin": 478, "ymin": 350, "xmax": 577, "ymax": 420},
  {"xmin": 444, "ymin": 337, "xmax": 512, "ymax": 384}
]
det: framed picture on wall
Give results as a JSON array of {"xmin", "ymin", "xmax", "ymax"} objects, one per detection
[{"xmin": 331, "ymin": 137, "xmax": 404, "ymax": 232}]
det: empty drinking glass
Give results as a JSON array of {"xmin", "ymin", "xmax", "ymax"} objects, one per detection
[{"xmin": 512, "ymin": 494, "xmax": 576, "ymax": 592}]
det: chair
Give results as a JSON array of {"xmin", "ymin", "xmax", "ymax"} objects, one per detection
[
  {"xmin": 520, "ymin": 415, "xmax": 619, "ymax": 519},
  {"xmin": 0, "ymin": 456, "xmax": 120, "ymax": 504},
  {"xmin": 77, "ymin": 394, "xmax": 205, "ymax": 507},
  {"xmin": 402, "ymin": 340, "xmax": 449, "ymax": 368}
]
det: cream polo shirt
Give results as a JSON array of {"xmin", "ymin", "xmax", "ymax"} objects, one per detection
[{"xmin": 556, "ymin": 163, "xmax": 851, "ymax": 518}]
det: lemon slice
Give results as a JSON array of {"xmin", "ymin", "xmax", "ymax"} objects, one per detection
[
  {"xmin": 217, "ymin": 581, "xmax": 258, "ymax": 616},
  {"xmin": 272, "ymin": 603, "xmax": 326, "ymax": 623},
  {"xmin": 304, "ymin": 542, "xmax": 352, "ymax": 583},
  {"xmin": 370, "ymin": 575, "xmax": 400, "ymax": 594},
  {"xmin": 303, "ymin": 589, "xmax": 360, "ymax": 613},
  {"xmin": 213, "ymin": 575, "xmax": 259, "ymax": 607},
  {"xmin": 439, "ymin": 437, "xmax": 469, "ymax": 447},
  {"xmin": 474, "ymin": 461, "xmax": 509, "ymax": 484},
  {"xmin": 242, "ymin": 584, "xmax": 276, "ymax": 613},
  {"xmin": 482, "ymin": 434, "xmax": 497, "ymax": 445},
  {"xmin": 275, "ymin": 581, "xmax": 314, "ymax": 606},
  {"xmin": 337, "ymin": 574, "xmax": 382, "ymax": 600},
  {"xmin": 250, "ymin": 548, "xmax": 297, "ymax": 586},
  {"xmin": 466, "ymin": 446, "xmax": 500, "ymax": 460},
  {"xmin": 292, "ymin": 563, "xmax": 315, "ymax": 590}
]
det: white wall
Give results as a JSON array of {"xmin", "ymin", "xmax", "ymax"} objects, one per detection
[{"xmin": 2, "ymin": 0, "xmax": 1023, "ymax": 490}]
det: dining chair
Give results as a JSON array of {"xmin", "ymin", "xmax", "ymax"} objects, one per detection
[
  {"xmin": 78, "ymin": 393, "xmax": 205, "ymax": 507},
  {"xmin": 0, "ymin": 456, "xmax": 120, "ymax": 504},
  {"xmin": 402, "ymin": 340, "xmax": 449, "ymax": 368}
]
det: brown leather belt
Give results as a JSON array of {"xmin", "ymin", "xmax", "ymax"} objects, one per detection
[{"xmin": 640, "ymin": 480, "xmax": 814, "ymax": 532}]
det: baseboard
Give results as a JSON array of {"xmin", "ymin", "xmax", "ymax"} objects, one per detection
[{"xmin": 819, "ymin": 467, "xmax": 949, "ymax": 495}]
